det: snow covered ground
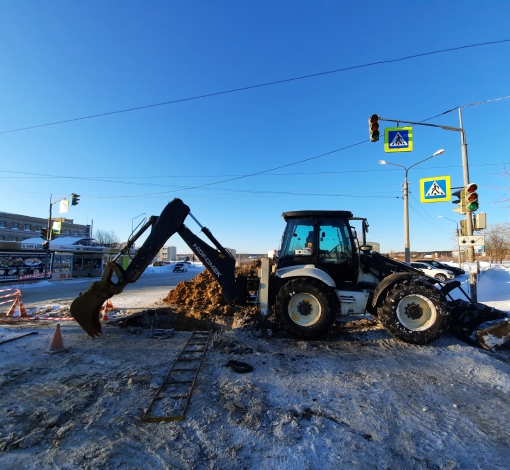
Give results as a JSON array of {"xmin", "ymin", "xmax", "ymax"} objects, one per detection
[{"xmin": 0, "ymin": 262, "xmax": 509, "ymax": 469}]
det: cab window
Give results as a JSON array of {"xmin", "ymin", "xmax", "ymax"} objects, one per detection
[
  {"xmin": 280, "ymin": 219, "xmax": 314, "ymax": 258},
  {"xmin": 319, "ymin": 221, "xmax": 353, "ymax": 263}
]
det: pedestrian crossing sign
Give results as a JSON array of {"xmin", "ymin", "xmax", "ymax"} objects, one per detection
[
  {"xmin": 420, "ymin": 176, "xmax": 451, "ymax": 203},
  {"xmin": 384, "ymin": 127, "xmax": 413, "ymax": 152}
]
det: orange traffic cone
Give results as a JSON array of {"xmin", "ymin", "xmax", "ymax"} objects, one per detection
[
  {"xmin": 45, "ymin": 324, "xmax": 69, "ymax": 354},
  {"xmin": 101, "ymin": 300, "xmax": 114, "ymax": 321},
  {"xmin": 17, "ymin": 295, "xmax": 28, "ymax": 317},
  {"xmin": 6, "ymin": 294, "xmax": 27, "ymax": 317}
]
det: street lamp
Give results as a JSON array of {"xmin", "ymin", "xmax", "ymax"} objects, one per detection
[
  {"xmin": 438, "ymin": 215, "xmax": 462, "ymax": 268},
  {"xmin": 379, "ymin": 149, "xmax": 445, "ymax": 263}
]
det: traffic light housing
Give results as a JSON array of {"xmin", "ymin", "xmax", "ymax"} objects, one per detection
[
  {"xmin": 368, "ymin": 114, "xmax": 380, "ymax": 142},
  {"xmin": 452, "ymin": 189, "xmax": 466, "ymax": 214},
  {"xmin": 465, "ymin": 183, "xmax": 478, "ymax": 211},
  {"xmin": 460, "ymin": 219, "xmax": 468, "ymax": 236},
  {"xmin": 40, "ymin": 228, "xmax": 48, "ymax": 240},
  {"xmin": 71, "ymin": 193, "xmax": 80, "ymax": 206}
]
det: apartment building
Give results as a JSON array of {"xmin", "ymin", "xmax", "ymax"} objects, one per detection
[
  {"xmin": 0, "ymin": 211, "xmax": 90, "ymax": 242},
  {"xmin": 157, "ymin": 245, "xmax": 177, "ymax": 262}
]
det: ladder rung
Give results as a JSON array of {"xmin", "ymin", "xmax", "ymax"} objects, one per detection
[{"xmin": 141, "ymin": 330, "xmax": 211, "ymax": 422}]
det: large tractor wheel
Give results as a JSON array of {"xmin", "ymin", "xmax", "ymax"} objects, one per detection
[
  {"xmin": 275, "ymin": 278, "xmax": 337, "ymax": 339},
  {"xmin": 378, "ymin": 278, "xmax": 451, "ymax": 345}
]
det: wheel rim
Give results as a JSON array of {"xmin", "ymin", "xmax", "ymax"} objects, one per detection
[
  {"xmin": 436, "ymin": 274, "xmax": 446, "ymax": 281},
  {"xmin": 396, "ymin": 294, "xmax": 438, "ymax": 331},
  {"xmin": 288, "ymin": 293, "xmax": 322, "ymax": 326}
]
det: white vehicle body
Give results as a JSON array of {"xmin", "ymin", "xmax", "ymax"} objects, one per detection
[{"xmin": 410, "ymin": 262, "xmax": 454, "ymax": 281}]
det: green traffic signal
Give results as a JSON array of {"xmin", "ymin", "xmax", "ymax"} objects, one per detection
[{"xmin": 465, "ymin": 183, "xmax": 478, "ymax": 212}]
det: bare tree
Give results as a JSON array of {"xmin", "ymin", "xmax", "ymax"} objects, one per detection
[
  {"xmin": 94, "ymin": 229, "xmax": 120, "ymax": 248},
  {"xmin": 484, "ymin": 223, "xmax": 510, "ymax": 263}
]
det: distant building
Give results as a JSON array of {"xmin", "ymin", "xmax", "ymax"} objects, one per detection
[
  {"xmin": 0, "ymin": 211, "xmax": 90, "ymax": 242},
  {"xmin": 158, "ymin": 245, "xmax": 177, "ymax": 262}
]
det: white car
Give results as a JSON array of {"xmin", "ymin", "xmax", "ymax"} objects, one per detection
[
  {"xmin": 410, "ymin": 262, "xmax": 454, "ymax": 282},
  {"xmin": 172, "ymin": 263, "xmax": 188, "ymax": 273}
]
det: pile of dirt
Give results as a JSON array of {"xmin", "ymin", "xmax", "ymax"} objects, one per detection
[{"xmin": 164, "ymin": 261, "xmax": 262, "ymax": 320}]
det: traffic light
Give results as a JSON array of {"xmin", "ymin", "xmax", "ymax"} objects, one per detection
[
  {"xmin": 452, "ymin": 189, "xmax": 466, "ymax": 214},
  {"xmin": 42, "ymin": 240, "xmax": 50, "ymax": 250},
  {"xmin": 368, "ymin": 114, "xmax": 380, "ymax": 142},
  {"xmin": 71, "ymin": 193, "xmax": 80, "ymax": 206},
  {"xmin": 465, "ymin": 183, "xmax": 479, "ymax": 211},
  {"xmin": 460, "ymin": 219, "xmax": 468, "ymax": 236},
  {"xmin": 41, "ymin": 228, "xmax": 48, "ymax": 240}
]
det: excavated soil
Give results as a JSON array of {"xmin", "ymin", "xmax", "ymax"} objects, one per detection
[{"xmin": 163, "ymin": 261, "xmax": 262, "ymax": 322}]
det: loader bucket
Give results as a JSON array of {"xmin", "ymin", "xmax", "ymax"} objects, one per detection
[
  {"xmin": 476, "ymin": 318, "xmax": 510, "ymax": 351},
  {"xmin": 448, "ymin": 299, "xmax": 510, "ymax": 351}
]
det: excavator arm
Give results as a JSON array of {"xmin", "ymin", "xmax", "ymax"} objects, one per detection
[{"xmin": 70, "ymin": 198, "xmax": 242, "ymax": 337}]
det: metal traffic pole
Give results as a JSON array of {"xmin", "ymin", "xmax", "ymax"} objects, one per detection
[{"xmin": 458, "ymin": 107, "xmax": 477, "ymax": 303}]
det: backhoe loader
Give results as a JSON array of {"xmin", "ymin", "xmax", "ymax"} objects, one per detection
[{"xmin": 71, "ymin": 198, "xmax": 510, "ymax": 350}]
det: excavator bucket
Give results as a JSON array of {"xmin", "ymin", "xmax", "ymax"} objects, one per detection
[
  {"xmin": 71, "ymin": 198, "xmax": 191, "ymax": 337},
  {"xmin": 71, "ymin": 274, "xmax": 120, "ymax": 338}
]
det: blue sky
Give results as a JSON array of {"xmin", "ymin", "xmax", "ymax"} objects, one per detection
[{"xmin": 1, "ymin": 1, "xmax": 509, "ymax": 255}]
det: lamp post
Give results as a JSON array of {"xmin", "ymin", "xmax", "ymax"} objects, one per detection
[
  {"xmin": 379, "ymin": 149, "xmax": 445, "ymax": 263},
  {"xmin": 438, "ymin": 215, "xmax": 462, "ymax": 268}
]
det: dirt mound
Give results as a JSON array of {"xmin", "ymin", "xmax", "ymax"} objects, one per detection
[{"xmin": 164, "ymin": 261, "xmax": 261, "ymax": 318}]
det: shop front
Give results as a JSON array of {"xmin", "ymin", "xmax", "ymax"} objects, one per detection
[{"xmin": 17, "ymin": 237, "xmax": 106, "ymax": 280}]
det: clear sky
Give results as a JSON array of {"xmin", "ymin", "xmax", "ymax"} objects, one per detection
[{"xmin": 1, "ymin": 1, "xmax": 509, "ymax": 256}]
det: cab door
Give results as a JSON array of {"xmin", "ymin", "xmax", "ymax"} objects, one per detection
[{"xmin": 317, "ymin": 219, "xmax": 358, "ymax": 288}]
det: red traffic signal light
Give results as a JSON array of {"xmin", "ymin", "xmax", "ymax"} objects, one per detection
[
  {"xmin": 368, "ymin": 114, "xmax": 380, "ymax": 142},
  {"xmin": 465, "ymin": 183, "xmax": 479, "ymax": 211}
]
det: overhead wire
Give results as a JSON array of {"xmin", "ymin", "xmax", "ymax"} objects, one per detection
[{"xmin": 1, "ymin": 39, "xmax": 509, "ymax": 135}]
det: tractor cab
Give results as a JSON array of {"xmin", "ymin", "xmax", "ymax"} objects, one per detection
[{"xmin": 277, "ymin": 210, "xmax": 360, "ymax": 289}]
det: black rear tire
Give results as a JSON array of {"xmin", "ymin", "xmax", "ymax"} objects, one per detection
[
  {"xmin": 378, "ymin": 278, "xmax": 451, "ymax": 345},
  {"xmin": 275, "ymin": 278, "xmax": 337, "ymax": 339}
]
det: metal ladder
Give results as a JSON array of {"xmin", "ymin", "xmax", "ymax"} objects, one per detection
[{"xmin": 141, "ymin": 330, "xmax": 212, "ymax": 422}]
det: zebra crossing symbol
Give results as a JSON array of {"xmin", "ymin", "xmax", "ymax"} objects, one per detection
[
  {"xmin": 384, "ymin": 127, "xmax": 413, "ymax": 152},
  {"xmin": 420, "ymin": 176, "xmax": 451, "ymax": 203}
]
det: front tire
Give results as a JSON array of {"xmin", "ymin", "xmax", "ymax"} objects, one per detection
[
  {"xmin": 435, "ymin": 273, "xmax": 447, "ymax": 282},
  {"xmin": 378, "ymin": 278, "xmax": 450, "ymax": 345},
  {"xmin": 275, "ymin": 278, "xmax": 337, "ymax": 339}
]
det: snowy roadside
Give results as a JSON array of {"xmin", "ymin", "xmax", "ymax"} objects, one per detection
[{"xmin": 0, "ymin": 263, "xmax": 509, "ymax": 469}]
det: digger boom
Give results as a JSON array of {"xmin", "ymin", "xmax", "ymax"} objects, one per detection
[{"xmin": 70, "ymin": 198, "xmax": 240, "ymax": 337}]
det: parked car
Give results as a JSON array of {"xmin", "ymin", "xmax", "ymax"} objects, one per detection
[
  {"xmin": 414, "ymin": 259, "xmax": 465, "ymax": 276},
  {"xmin": 172, "ymin": 263, "xmax": 188, "ymax": 273},
  {"xmin": 409, "ymin": 262, "xmax": 455, "ymax": 282}
]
